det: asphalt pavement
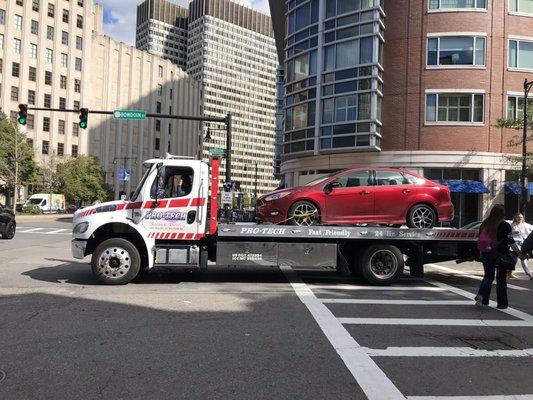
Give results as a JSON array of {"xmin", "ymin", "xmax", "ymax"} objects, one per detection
[{"xmin": 1, "ymin": 220, "xmax": 532, "ymax": 399}]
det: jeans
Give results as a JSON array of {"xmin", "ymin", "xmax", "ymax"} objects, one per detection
[
  {"xmin": 477, "ymin": 252, "xmax": 508, "ymax": 308},
  {"xmin": 515, "ymin": 240, "xmax": 530, "ymax": 275}
]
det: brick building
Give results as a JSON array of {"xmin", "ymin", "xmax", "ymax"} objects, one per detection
[{"xmin": 269, "ymin": 0, "xmax": 533, "ymax": 226}]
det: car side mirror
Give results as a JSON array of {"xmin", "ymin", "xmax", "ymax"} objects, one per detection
[{"xmin": 324, "ymin": 181, "xmax": 340, "ymax": 193}]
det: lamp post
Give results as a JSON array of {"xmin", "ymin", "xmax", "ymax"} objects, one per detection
[{"xmin": 520, "ymin": 79, "xmax": 533, "ymax": 217}]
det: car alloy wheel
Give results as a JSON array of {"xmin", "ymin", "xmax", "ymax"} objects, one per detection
[
  {"xmin": 408, "ymin": 205, "xmax": 436, "ymax": 229},
  {"xmin": 289, "ymin": 201, "xmax": 319, "ymax": 226}
]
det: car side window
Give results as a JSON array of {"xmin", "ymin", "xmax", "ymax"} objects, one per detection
[
  {"xmin": 337, "ymin": 170, "xmax": 371, "ymax": 188},
  {"xmin": 375, "ymin": 170, "xmax": 409, "ymax": 186},
  {"xmin": 150, "ymin": 167, "xmax": 194, "ymax": 199}
]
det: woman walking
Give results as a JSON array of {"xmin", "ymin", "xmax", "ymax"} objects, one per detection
[
  {"xmin": 510, "ymin": 213, "xmax": 533, "ymax": 279},
  {"xmin": 476, "ymin": 205, "xmax": 523, "ymax": 309}
]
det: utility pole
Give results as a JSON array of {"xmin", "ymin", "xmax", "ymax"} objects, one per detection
[{"xmin": 521, "ymin": 79, "xmax": 533, "ymax": 217}]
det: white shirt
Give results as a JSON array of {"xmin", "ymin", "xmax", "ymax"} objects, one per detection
[{"xmin": 511, "ymin": 221, "xmax": 533, "ymax": 241}]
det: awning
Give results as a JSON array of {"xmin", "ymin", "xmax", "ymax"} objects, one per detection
[
  {"xmin": 528, "ymin": 183, "xmax": 533, "ymax": 193},
  {"xmin": 505, "ymin": 182, "xmax": 523, "ymax": 196},
  {"xmin": 438, "ymin": 179, "xmax": 490, "ymax": 194}
]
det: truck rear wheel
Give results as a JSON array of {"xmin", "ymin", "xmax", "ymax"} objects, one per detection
[
  {"xmin": 91, "ymin": 238, "xmax": 141, "ymax": 285},
  {"xmin": 359, "ymin": 245, "xmax": 404, "ymax": 285}
]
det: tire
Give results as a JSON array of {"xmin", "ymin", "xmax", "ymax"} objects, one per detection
[
  {"xmin": 91, "ymin": 238, "xmax": 141, "ymax": 285},
  {"xmin": 359, "ymin": 245, "xmax": 404, "ymax": 285},
  {"xmin": 406, "ymin": 204, "xmax": 437, "ymax": 229},
  {"xmin": 1, "ymin": 221, "xmax": 16, "ymax": 240},
  {"xmin": 288, "ymin": 200, "xmax": 320, "ymax": 226}
]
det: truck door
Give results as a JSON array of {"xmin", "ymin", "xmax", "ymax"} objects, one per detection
[{"xmin": 138, "ymin": 165, "xmax": 206, "ymax": 240}]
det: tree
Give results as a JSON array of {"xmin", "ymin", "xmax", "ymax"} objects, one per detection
[
  {"xmin": 0, "ymin": 118, "xmax": 39, "ymax": 206},
  {"xmin": 55, "ymin": 156, "xmax": 110, "ymax": 206}
]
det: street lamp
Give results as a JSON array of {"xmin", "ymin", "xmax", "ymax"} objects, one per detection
[{"xmin": 520, "ymin": 79, "xmax": 533, "ymax": 217}]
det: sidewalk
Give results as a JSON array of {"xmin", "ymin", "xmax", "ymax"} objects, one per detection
[{"xmin": 15, "ymin": 214, "xmax": 73, "ymax": 223}]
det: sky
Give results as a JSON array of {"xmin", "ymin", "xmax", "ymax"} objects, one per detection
[{"xmin": 101, "ymin": 0, "xmax": 271, "ymax": 45}]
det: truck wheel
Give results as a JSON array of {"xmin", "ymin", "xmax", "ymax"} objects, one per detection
[
  {"xmin": 406, "ymin": 204, "xmax": 436, "ymax": 229},
  {"xmin": 288, "ymin": 201, "xmax": 320, "ymax": 226},
  {"xmin": 91, "ymin": 238, "xmax": 141, "ymax": 285},
  {"xmin": 359, "ymin": 245, "xmax": 404, "ymax": 285},
  {"xmin": 1, "ymin": 221, "xmax": 16, "ymax": 240}
]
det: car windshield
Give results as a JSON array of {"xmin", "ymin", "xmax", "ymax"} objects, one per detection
[
  {"xmin": 130, "ymin": 164, "xmax": 153, "ymax": 201},
  {"xmin": 305, "ymin": 173, "xmax": 337, "ymax": 186},
  {"xmin": 29, "ymin": 198, "xmax": 43, "ymax": 205}
]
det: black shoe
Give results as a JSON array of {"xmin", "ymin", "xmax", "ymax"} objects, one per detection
[
  {"xmin": 474, "ymin": 295, "xmax": 483, "ymax": 307},
  {"xmin": 496, "ymin": 305, "xmax": 508, "ymax": 310}
]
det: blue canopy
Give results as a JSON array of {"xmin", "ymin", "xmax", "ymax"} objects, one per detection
[
  {"xmin": 528, "ymin": 183, "xmax": 533, "ymax": 192},
  {"xmin": 438, "ymin": 180, "xmax": 490, "ymax": 194},
  {"xmin": 505, "ymin": 182, "xmax": 523, "ymax": 196}
]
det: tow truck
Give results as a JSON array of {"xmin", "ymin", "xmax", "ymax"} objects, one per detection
[{"xmin": 71, "ymin": 157, "xmax": 479, "ymax": 285}]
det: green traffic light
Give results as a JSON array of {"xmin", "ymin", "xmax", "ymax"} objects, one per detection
[
  {"xmin": 79, "ymin": 121, "xmax": 87, "ymax": 129},
  {"xmin": 18, "ymin": 117, "xmax": 26, "ymax": 125}
]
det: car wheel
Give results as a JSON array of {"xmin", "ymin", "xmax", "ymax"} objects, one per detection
[
  {"xmin": 407, "ymin": 204, "xmax": 436, "ymax": 229},
  {"xmin": 359, "ymin": 245, "xmax": 404, "ymax": 285},
  {"xmin": 91, "ymin": 238, "xmax": 141, "ymax": 285},
  {"xmin": 288, "ymin": 201, "xmax": 320, "ymax": 226},
  {"xmin": 1, "ymin": 221, "xmax": 16, "ymax": 240}
]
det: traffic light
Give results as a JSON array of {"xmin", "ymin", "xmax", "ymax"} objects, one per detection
[
  {"xmin": 79, "ymin": 108, "xmax": 88, "ymax": 129},
  {"xmin": 18, "ymin": 104, "xmax": 27, "ymax": 125}
]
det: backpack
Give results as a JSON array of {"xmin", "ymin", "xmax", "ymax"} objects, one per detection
[{"xmin": 477, "ymin": 228, "xmax": 496, "ymax": 252}]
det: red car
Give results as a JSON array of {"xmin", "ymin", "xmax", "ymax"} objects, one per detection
[{"xmin": 257, "ymin": 167, "xmax": 454, "ymax": 228}]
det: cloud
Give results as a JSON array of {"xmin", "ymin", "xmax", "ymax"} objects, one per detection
[{"xmin": 100, "ymin": 0, "xmax": 271, "ymax": 46}]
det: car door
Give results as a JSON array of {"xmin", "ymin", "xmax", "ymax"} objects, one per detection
[
  {"xmin": 372, "ymin": 170, "xmax": 416, "ymax": 222},
  {"xmin": 324, "ymin": 169, "xmax": 374, "ymax": 224}
]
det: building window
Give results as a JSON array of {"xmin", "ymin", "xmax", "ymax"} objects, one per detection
[
  {"xmin": 43, "ymin": 118, "xmax": 50, "ymax": 132},
  {"xmin": 156, "ymin": 102, "xmax": 162, "ymax": 113},
  {"xmin": 324, "ymin": 37, "xmax": 374, "ymax": 71},
  {"xmin": 11, "ymin": 86, "xmax": 19, "ymax": 102},
  {"xmin": 78, "ymin": 0, "xmax": 83, "ymax": 6},
  {"xmin": 169, "ymin": 89, "xmax": 173, "ymax": 100},
  {"xmin": 62, "ymin": 9, "xmax": 69, "ymax": 23},
  {"xmin": 15, "ymin": 15, "xmax": 22, "ymax": 30},
  {"xmin": 76, "ymin": 36, "xmax": 83, "ymax": 50},
  {"xmin": 57, "ymin": 143, "xmax": 64, "ymax": 156},
  {"xmin": 60, "ymin": 75, "xmax": 67, "ymax": 89},
  {"xmin": 426, "ymin": 93, "xmax": 484, "ymax": 123},
  {"xmin": 0, "ymin": 34, "xmax": 3, "ymax": 50},
  {"xmin": 27, "ymin": 114, "xmax": 34, "ymax": 129},
  {"xmin": 75, "ymin": 57, "xmax": 82, "ymax": 71},
  {"xmin": 74, "ymin": 79, "xmax": 81, "ymax": 93},
  {"xmin": 509, "ymin": 39, "xmax": 533, "ymax": 70},
  {"xmin": 72, "ymin": 123, "xmax": 79, "ymax": 136},
  {"xmin": 44, "ymin": 93, "xmax": 51, "ymax": 108},
  {"xmin": 155, "ymin": 138, "xmax": 160, "ymax": 150},
  {"xmin": 429, "ymin": 0, "xmax": 486, "ymax": 10},
  {"xmin": 323, "ymin": 95, "xmax": 357, "ymax": 123},
  {"xmin": 76, "ymin": 15, "xmax": 83, "ymax": 29},
  {"xmin": 29, "ymin": 66, "xmax": 36, "ymax": 81},
  {"xmin": 509, "ymin": 0, "xmax": 533, "ymax": 14},
  {"xmin": 286, "ymin": 51, "xmax": 317, "ymax": 83},
  {"xmin": 158, "ymin": 65, "xmax": 163, "ymax": 77},
  {"xmin": 10, "ymin": 111, "xmax": 18, "ymax": 123},
  {"xmin": 13, "ymin": 38, "xmax": 21, "ymax": 54},
  {"xmin": 72, "ymin": 145, "xmax": 78, "ymax": 157},
  {"xmin": 45, "ymin": 48, "xmax": 53, "ymax": 63},
  {"xmin": 29, "ymin": 43, "xmax": 38, "ymax": 58},
  {"xmin": 0, "ymin": 10, "xmax": 4, "ymax": 25},
  {"xmin": 427, "ymin": 36, "xmax": 485, "ymax": 67},
  {"xmin": 32, "ymin": 0, "xmax": 39, "ymax": 12},
  {"xmin": 155, "ymin": 120, "xmax": 161, "ymax": 131},
  {"xmin": 59, "ymin": 97, "xmax": 66, "ymax": 109},
  {"xmin": 28, "ymin": 90, "xmax": 36, "ymax": 105},
  {"xmin": 27, "ymin": 138, "xmax": 34, "ymax": 147},
  {"xmin": 507, "ymin": 95, "xmax": 533, "ymax": 120},
  {"xmin": 157, "ymin": 84, "xmax": 163, "ymax": 96},
  {"xmin": 12, "ymin": 62, "xmax": 20, "ymax": 77},
  {"xmin": 16, "ymin": 0, "xmax": 23, "ymax": 5},
  {"xmin": 47, "ymin": 25, "xmax": 54, "ymax": 40},
  {"xmin": 45, "ymin": 71, "xmax": 52, "ymax": 85},
  {"xmin": 31, "ymin": 20, "xmax": 38, "ymax": 35},
  {"xmin": 285, "ymin": 102, "xmax": 316, "ymax": 130},
  {"xmin": 61, "ymin": 53, "xmax": 68, "ymax": 68},
  {"xmin": 47, "ymin": 3, "xmax": 54, "ymax": 18},
  {"xmin": 61, "ymin": 31, "xmax": 68, "ymax": 45},
  {"xmin": 58, "ymin": 120, "xmax": 65, "ymax": 134},
  {"xmin": 42, "ymin": 140, "xmax": 50, "ymax": 154},
  {"xmin": 73, "ymin": 100, "xmax": 80, "ymax": 110}
]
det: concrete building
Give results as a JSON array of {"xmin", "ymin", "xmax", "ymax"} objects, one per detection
[
  {"xmin": 135, "ymin": 0, "xmax": 189, "ymax": 69},
  {"xmin": 269, "ymin": 0, "xmax": 533, "ymax": 226}
]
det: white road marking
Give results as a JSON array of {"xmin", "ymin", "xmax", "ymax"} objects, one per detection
[
  {"xmin": 338, "ymin": 318, "xmax": 533, "ymax": 327},
  {"xmin": 363, "ymin": 346, "xmax": 533, "ymax": 357},
  {"xmin": 408, "ymin": 396, "xmax": 533, "ymax": 400},
  {"xmin": 45, "ymin": 229, "xmax": 69, "ymax": 234},
  {"xmin": 310, "ymin": 284, "xmax": 447, "ymax": 292},
  {"xmin": 280, "ymin": 265, "xmax": 405, "ymax": 400},
  {"xmin": 320, "ymin": 299, "xmax": 473, "ymax": 305},
  {"xmin": 426, "ymin": 264, "xmax": 532, "ymax": 292},
  {"xmin": 17, "ymin": 228, "xmax": 44, "ymax": 233}
]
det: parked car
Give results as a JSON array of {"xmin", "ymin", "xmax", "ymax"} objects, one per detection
[
  {"xmin": 0, "ymin": 204, "xmax": 16, "ymax": 239},
  {"xmin": 23, "ymin": 193, "xmax": 65, "ymax": 213},
  {"xmin": 256, "ymin": 167, "xmax": 454, "ymax": 228}
]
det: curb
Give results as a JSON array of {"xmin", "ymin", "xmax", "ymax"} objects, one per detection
[{"xmin": 15, "ymin": 214, "xmax": 73, "ymax": 223}]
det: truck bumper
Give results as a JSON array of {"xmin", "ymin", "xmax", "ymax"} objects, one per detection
[{"xmin": 71, "ymin": 239, "xmax": 87, "ymax": 259}]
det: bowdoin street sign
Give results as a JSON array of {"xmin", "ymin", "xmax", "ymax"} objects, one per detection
[{"xmin": 113, "ymin": 110, "xmax": 147, "ymax": 120}]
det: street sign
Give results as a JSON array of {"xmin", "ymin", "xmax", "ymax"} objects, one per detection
[
  {"xmin": 221, "ymin": 192, "xmax": 232, "ymax": 206},
  {"xmin": 113, "ymin": 110, "xmax": 146, "ymax": 120},
  {"xmin": 118, "ymin": 169, "xmax": 131, "ymax": 182},
  {"xmin": 209, "ymin": 147, "xmax": 227, "ymax": 156}
]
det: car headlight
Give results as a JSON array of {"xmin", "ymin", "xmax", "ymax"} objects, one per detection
[
  {"xmin": 264, "ymin": 191, "xmax": 292, "ymax": 202},
  {"xmin": 73, "ymin": 222, "xmax": 89, "ymax": 234}
]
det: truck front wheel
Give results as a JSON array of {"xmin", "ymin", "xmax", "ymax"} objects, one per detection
[
  {"xmin": 91, "ymin": 238, "xmax": 141, "ymax": 285},
  {"xmin": 359, "ymin": 245, "xmax": 404, "ymax": 285}
]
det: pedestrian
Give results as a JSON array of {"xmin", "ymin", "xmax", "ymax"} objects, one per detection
[
  {"xmin": 510, "ymin": 213, "xmax": 533, "ymax": 280},
  {"xmin": 475, "ymin": 204, "xmax": 524, "ymax": 309}
]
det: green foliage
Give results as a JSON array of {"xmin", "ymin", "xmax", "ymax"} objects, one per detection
[
  {"xmin": 21, "ymin": 204, "xmax": 43, "ymax": 214},
  {"xmin": 55, "ymin": 156, "xmax": 109, "ymax": 206},
  {"xmin": 496, "ymin": 117, "xmax": 533, "ymax": 131}
]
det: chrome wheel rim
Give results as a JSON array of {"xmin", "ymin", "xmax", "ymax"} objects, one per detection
[
  {"xmin": 411, "ymin": 207, "xmax": 434, "ymax": 228},
  {"xmin": 369, "ymin": 250, "xmax": 398, "ymax": 280},
  {"xmin": 291, "ymin": 203, "xmax": 318, "ymax": 226},
  {"xmin": 96, "ymin": 246, "xmax": 131, "ymax": 279}
]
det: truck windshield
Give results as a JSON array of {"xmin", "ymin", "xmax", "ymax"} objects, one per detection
[{"xmin": 130, "ymin": 164, "xmax": 153, "ymax": 201}]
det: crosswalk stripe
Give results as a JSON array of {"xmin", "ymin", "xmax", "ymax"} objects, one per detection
[
  {"xmin": 362, "ymin": 346, "xmax": 533, "ymax": 357},
  {"xmin": 320, "ymin": 299, "xmax": 473, "ymax": 305},
  {"xmin": 337, "ymin": 318, "xmax": 533, "ymax": 327},
  {"xmin": 17, "ymin": 228, "xmax": 44, "ymax": 233},
  {"xmin": 45, "ymin": 229, "xmax": 69, "ymax": 234},
  {"xmin": 408, "ymin": 396, "xmax": 533, "ymax": 399},
  {"xmin": 310, "ymin": 284, "xmax": 446, "ymax": 292}
]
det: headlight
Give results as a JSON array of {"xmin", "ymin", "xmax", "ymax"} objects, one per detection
[
  {"xmin": 264, "ymin": 191, "xmax": 292, "ymax": 202},
  {"xmin": 73, "ymin": 222, "xmax": 89, "ymax": 234}
]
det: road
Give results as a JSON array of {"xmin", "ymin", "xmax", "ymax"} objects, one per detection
[{"xmin": 1, "ymin": 219, "xmax": 532, "ymax": 399}]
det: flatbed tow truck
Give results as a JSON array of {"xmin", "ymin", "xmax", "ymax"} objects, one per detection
[{"xmin": 71, "ymin": 157, "xmax": 479, "ymax": 285}]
